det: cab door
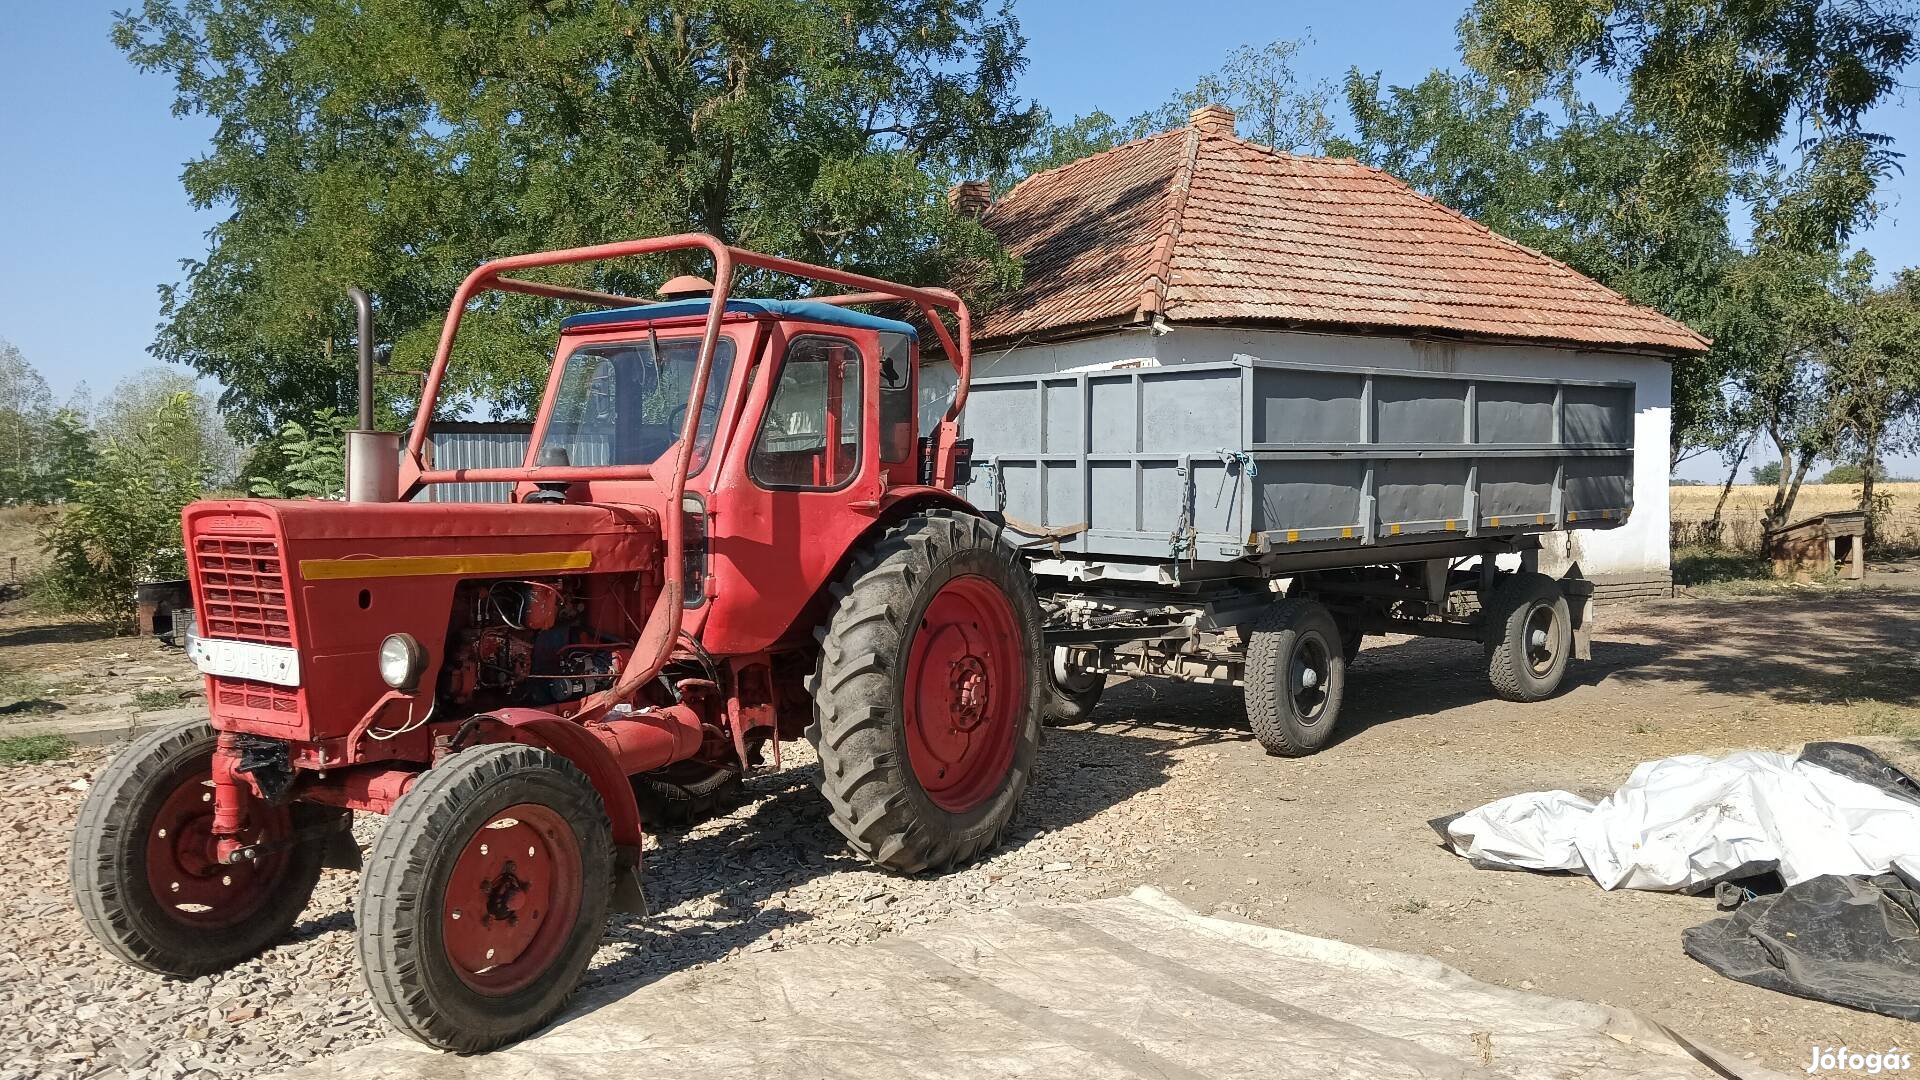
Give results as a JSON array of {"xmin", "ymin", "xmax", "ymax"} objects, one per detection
[{"xmin": 702, "ymin": 320, "xmax": 882, "ymax": 653}]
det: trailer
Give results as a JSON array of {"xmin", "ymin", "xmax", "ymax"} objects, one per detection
[{"xmin": 962, "ymin": 357, "xmax": 1630, "ymax": 753}]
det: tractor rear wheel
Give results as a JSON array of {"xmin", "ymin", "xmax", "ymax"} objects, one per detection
[
  {"xmin": 358, "ymin": 743, "xmax": 612, "ymax": 1053},
  {"xmin": 70, "ymin": 720, "xmax": 333, "ymax": 978},
  {"xmin": 809, "ymin": 510, "xmax": 1044, "ymax": 873}
]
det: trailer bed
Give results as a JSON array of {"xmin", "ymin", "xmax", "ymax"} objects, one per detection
[{"xmin": 962, "ymin": 358, "xmax": 1634, "ymax": 567}]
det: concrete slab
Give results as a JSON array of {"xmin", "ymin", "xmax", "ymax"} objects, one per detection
[{"xmin": 276, "ymin": 887, "xmax": 1787, "ymax": 1080}]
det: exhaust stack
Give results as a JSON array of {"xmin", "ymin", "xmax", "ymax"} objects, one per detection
[{"xmin": 344, "ymin": 286, "xmax": 401, "ymax": 502}]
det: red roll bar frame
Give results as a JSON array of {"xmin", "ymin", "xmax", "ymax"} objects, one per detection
[{"xmin": 395, "ymin": 233, "xmax": 974, "ymax": 719}]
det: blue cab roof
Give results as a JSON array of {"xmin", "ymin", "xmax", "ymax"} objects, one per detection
[{"xmin": 560, "ymin": 298, "xmax": 916, "ymax": 340}]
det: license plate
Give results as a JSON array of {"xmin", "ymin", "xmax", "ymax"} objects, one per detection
[{"xmin": 189, "ymin": 636, "xmax": 301, "ymax": 687}]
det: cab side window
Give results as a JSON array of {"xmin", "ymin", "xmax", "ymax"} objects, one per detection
[
  {"xmin": 749, "ymin": 335, "xmax": 863, "ymax": 490},
  {"xmin": 878, "ymin": 331, "xmax": 916, "ymax": 466}
]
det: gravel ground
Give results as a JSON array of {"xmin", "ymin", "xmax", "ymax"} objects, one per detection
[
  {"xmin": 4, "ymin": 587, "xmax": 1918, "ymax": 1078},
  {"xmin": 1, "ymin": 729, "xmax": 1222, "ymax": 1080}
]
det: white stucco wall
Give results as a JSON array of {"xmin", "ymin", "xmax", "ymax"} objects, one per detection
[{"xmin": 935, "ymin": 324, "xmax": 1675, "ymax": 577}]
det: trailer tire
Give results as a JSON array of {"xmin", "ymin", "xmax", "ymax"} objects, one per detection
[
  {"xmin": 358, "ymin": 743, "xmax": 612, "ymax": 1053},
  {"xmin": 70, "ymin": 720, "xmax": 333, "ymax": 978},
  {"xmin": 1483, "ymin": 572, "xmax": 1571, "ymax": 702},
  {"xmin": 809, "ymin": 510, "xmax": 1044, "ymax": 873},
  {"xmin": 1243, "ymin": 599, "xmax": 1347, "ymax": 757},
  {"xmin": 1042, "ymin": 648, "xmax": 1106, "ymax": 726}
]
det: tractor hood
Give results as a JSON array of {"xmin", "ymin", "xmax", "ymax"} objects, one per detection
[{"xmin": 180, "ymin": 498, "xmax": 662, "ymax": 741}]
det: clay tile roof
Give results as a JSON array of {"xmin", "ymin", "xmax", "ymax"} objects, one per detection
[{"xmin": 974, "ymin": 120, "xmax": 1709, "ymax": 355}]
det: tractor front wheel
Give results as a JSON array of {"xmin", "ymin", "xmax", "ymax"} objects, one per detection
[
  {"xmin": 70, "ymin": 720, "xmax": 333, "ymax": 978},
  {"xmin": 809, "ymin": 510, "xmax": 1044, "ymax": 873},
  {"xmin": 357, "ymin": 744, "xmax": 612, "ymax": 1053}
]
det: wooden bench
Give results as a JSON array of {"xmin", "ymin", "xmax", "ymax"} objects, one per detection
[{"xmin": 1764, "ymin": 510, "xmax": 1867, "ymax": 582}]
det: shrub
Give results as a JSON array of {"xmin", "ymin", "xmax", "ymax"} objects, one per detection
[
  {"xmin": 38, "ymin": 392, "xmax": 206, "ymax": 626},
  {"xmin": 0, "ymin": 734, "xmax": 73, "ymax": 765},
  {"xmin": 248, "ymin": 408, "xmax": 349, "ymax": 500}
]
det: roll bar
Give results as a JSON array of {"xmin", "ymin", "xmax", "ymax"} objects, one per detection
[{"xmin": 395, "ymin": 233, "xmax": 974, "ymax": 720}]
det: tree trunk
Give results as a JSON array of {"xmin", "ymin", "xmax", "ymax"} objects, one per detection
[
  {"xmin": 1706, "ymin": 434, "xmax": 1753, "ymax": 546},
  {"xmin": 1859, "ymin": 422, "xmax": 1881, "ymax": 547}
]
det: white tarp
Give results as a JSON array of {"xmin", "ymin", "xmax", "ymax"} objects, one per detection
[
  {"xmin": 1444, "ymin": 750, "xmax": 1920, "ymax": 891},
  {"xmin": 279, "ymin": 887, "xmax": 1785, "ymax": 1080}
]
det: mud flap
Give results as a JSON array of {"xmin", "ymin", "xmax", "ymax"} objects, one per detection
[
  {"xmin": 611, "ymin": 843, "xmax": 648, "ymax": 915},
  {"xmin": 1561, "ymin": 575, "xmax": 1595, "ymax": 661}
]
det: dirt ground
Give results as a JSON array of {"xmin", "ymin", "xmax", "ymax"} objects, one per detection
[{"xmin": 3, "ymin": 579, "xmax": 1918, "ymax": 1076}]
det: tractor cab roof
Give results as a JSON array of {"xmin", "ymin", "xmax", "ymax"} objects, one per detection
[{"xmin": 560, "ymin": 298, "xmax": 917, "ymax": 340}]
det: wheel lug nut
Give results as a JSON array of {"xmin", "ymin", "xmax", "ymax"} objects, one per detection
[{"xmin": 451, "ymin": 909, "xmax": 461, "ymax": 920}]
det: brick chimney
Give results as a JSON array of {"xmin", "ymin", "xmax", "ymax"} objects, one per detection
[
  {"xmin": 1189, "ymin": 103, "xmax": 1236, "ymax": 138},
  {"xmin": 948, "ymin": 180, "xmax": 992, "ymax": 218}
]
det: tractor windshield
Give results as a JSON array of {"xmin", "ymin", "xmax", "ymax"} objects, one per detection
[{"xmin": 536, "ymin": 335, "xmax": 736, "ymax": 474}]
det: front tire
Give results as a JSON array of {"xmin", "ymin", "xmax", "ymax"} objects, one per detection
[
  {"xmin": 809, "ymin": 510, "xmax": 1044, "ymax": 873},
  {"xmin": 1242, "ymin": 599, "xmax": 1347, "ymax": 757},
  {"xmin": 70, "ymin": 720, "xmax": 331, "ymax": 978},
  {"xmin": 358, "ymin": 744, "xmax": 612, "ymax": 1053},
  {"xmin": 1483, "ymin": 572, "xmax": 1571, "ymax": 702}
]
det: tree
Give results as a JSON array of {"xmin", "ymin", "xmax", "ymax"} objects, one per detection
[
  {"xmin": 38, "ymin": 392, "xmax": 207, "ymax": 625},
  {"xmin": 1461, "ymin": 0, "xmax": 1916, "ymax": 249},
  {"xmin": 1824, "ymin": 267, "xmax": 1920, "ymax": 538},
  {"xmin": 1751, "ymin": 461, "xmax": 1782, "ymax": 486},
  {"xmin": 249, "ymin": 409, "xmax": 351, "ymax": 501},
  {"xmin": 1007, "ymin": 37, "xmax": 1334, "ymax": 185},
  {"xmin": 116, "ymin": 0, "xmax": 1041, "ymax": 433},
  {"xmin": 100, "ymin": 369, "xmax": 242, "ymax": 489},
  {"xmin": 0, "ymin": 341, "xmax": 54, "ymax": 505}
]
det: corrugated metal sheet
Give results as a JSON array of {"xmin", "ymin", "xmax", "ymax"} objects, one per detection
[{"xmin": 419, "ymin": 423, "xmax": 532, "ymax": 503}]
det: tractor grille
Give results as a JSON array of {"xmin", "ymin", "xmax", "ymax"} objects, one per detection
[
  {"xmin": 192, "ymin": 535, "xmax": 293, "ymax": 645},
  {"xmin": 213, "ymin": 680, "xmax": 300, "ymax": 715}
]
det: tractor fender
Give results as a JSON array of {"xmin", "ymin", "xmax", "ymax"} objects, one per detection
[{"xmin": 466, "ymin": 703, "xmax": 648, "ymax": 868}]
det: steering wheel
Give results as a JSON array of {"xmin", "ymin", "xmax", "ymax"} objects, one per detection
[{"xmin": 669, "ymin": 401, "xmax": 723, "ymax": 438}]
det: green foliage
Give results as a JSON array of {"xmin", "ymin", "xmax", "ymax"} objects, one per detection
[
  {"xmin": 115, "ymin": 0, "xmax": 1041, "ymax": 433},
  {"xmin": 37, "ymin": 392, "xmax": 208, "ymax": 626},
  {"xmin": 248, "ymin": 409, "xmax": 350, "ymax": 500},
  {"xmin": 1751, "ymin": 461, "xmax": 1783, "ymax": 485},
  {"xmin": 1008, "ymin": 37, "xmax": 1333, "ymax": 184},
  {"xmin": 0, "ymin": 341, "xmax": 96, "ymax": 506},
  {"xmin": 1821, "ymin": 463, "xmax": 1868, "ymax": 484},
  {"xmin": 133, "ymin": 688, "xmax": 187, "ymax": 711},
  {"xmin": 0, "ymin": 735, "xmax": 74, "ymax": 766}
]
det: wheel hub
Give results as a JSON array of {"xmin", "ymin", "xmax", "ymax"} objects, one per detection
[
  {"xmin": 904, "ymin": 575, "xmax": 1025, "ymax": 813},
  {"xmin": 442, "ymin": 805, "xmax": 582, "ymax": 996},
  {"xmin": 144, "ymin": 772, "xmax": 291, "ymax": 928}
]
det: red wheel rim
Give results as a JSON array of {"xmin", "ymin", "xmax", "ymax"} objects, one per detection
[
  {"xmin": 903, "ymin": 574, "xmax": 1025, "ymax": 813},
  {"xmin": 144, "ymin": 768, "xmax": 295, "ymax": 929},
  {"xmin": 441, "ymin": 803, "xmax": 583, "ymax": 996}
]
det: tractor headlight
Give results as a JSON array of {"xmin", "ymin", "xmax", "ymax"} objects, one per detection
[{"xmin": 378, "ymin": 633, "xmax": 427, "ymax": 691}]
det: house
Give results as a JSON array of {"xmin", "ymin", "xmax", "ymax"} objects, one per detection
[{"xmin": 941, "ymin": 104, "xmax": 1706, "ymax": 594}]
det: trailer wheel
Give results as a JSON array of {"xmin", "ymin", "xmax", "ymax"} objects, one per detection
[
  {"xmin": 70, "ymin": 720, "xmax": 332, "ymax": 978},
  {"xmin": 1243, "ymin": 599, "xmax": 1347, "ymax": 757},
  {"xmin": 358, "ymin": 743, "xmax": 612, "ymax": 1053},
  {"xmin": 809, "ymin": 510, "xmax": 1044, "ymax": 873},
  {"xmin": 1483, "ymin": 572, "xmax": 1571, "ymax": 702},
  {"xmin": 1042, "ymin": 648, "xmax": 1106, "ymax": 726}
]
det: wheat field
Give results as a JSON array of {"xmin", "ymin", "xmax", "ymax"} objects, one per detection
[{"xmin": 1669, "ymin": 482, "xmax": 1920, "ymax": 552}]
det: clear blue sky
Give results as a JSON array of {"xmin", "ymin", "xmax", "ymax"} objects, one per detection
[{"xmin": 2, "ymin": 2, "xmax": 1916, "ymax": 480}]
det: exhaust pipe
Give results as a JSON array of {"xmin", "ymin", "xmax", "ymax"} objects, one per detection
[{"xmin": 344, "ymin": 287, "xmax": 401, "ymax": 502}]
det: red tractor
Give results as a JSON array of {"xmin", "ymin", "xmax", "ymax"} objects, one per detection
[{"xmin": 70, "ymin": 236, "xmax": 1045, "ymax": 1051}]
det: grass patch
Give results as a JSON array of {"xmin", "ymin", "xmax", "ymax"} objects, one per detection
[
  {"xmin": 1671, "ymin": 544, "xmax": 1770, "ymax": 587},
  {"xmin": 133, "ymin": 688, "xmax": 185, "ymax": 711},
  {"xmin": 0, "ymin": 734, "xmax": 74, "ymax": 765},
  {"xmin": 1855, "ymin": 703, "xmax": 1920, "ymax": 739}
]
